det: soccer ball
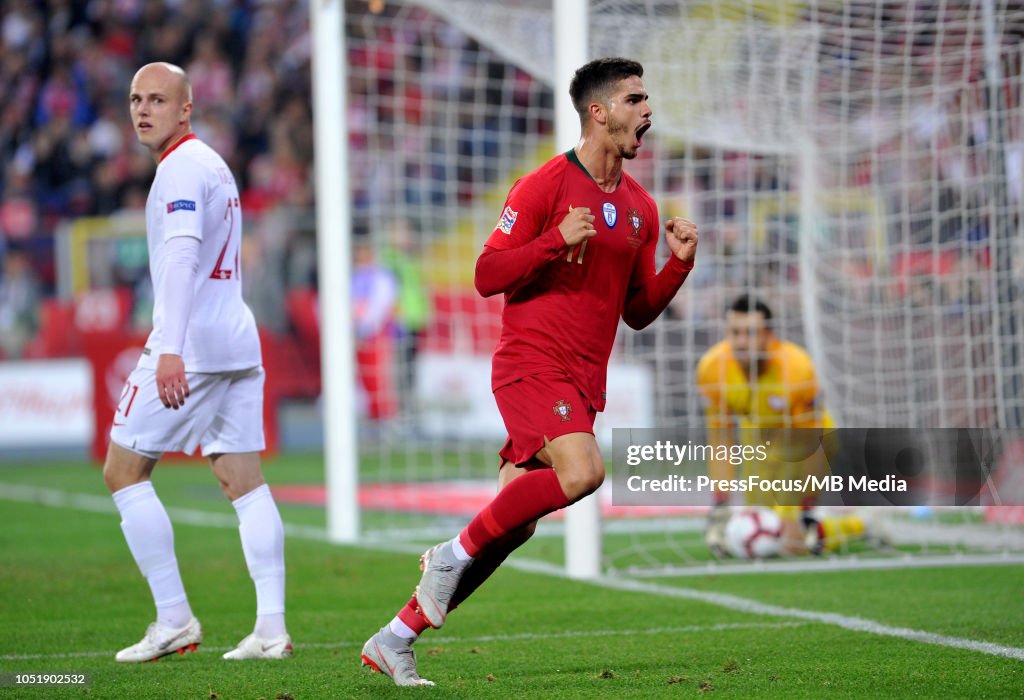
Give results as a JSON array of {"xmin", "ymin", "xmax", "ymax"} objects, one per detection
[{"xmin": 725, "ymin": 507, "xmax": 784, "ymax": 559}]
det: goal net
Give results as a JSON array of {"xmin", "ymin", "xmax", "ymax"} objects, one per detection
[{"xmin": 340, "ymin": 1, "xmax": 1024, "ymax": 570}]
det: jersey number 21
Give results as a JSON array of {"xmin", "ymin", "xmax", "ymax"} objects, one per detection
[{"xmin": 210, "ymin": 197, "xmax": 240, "ymax": 280}]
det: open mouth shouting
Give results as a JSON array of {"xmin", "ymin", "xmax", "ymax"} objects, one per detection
[{"xmin": 635, "ymin": 121, "xmax": 651, "ymax": 148}]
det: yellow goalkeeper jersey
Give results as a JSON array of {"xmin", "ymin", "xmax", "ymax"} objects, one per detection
[{"xmin": 695, "ymin": 337, "xmax": 834, "ymax": 431}]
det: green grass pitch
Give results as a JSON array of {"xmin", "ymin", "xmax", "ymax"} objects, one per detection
[{"xmin": 0, "ymin": 454, "xmax": 1021, "ymax": 698}]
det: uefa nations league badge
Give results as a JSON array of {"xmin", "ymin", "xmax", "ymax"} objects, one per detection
[{"xmin": 603, "ymin": 202, "xmax": 617, "ymax": 227}]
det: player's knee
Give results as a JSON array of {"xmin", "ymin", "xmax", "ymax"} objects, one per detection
[
  {"xmin": 103, "ymin": 465, "xmax": 150, "ymax": 494},
  {"xmin": 558, "ymin": 460, "xmax": 605, "ymax": 501},
  {"xmin": 580, "ymin": 463, "xmax": 606, "ymax": 498},
  {"xmin": 102, "ymin": 445, "xmax": 152, "ymax": 493},
  {"xmin": 215, "ymin": 477, "xmax": 236, "ymax": 500},
  {"xmin": 216, "ymin": 474, "xmax": 260, "ymax": 502},
  {"xmin": 209, "ymin": 453, "xmax": 265, "ymax": 501},
  {"xmin": 102, "ymin": 462, "xmax": 123, "ymax": 493}
]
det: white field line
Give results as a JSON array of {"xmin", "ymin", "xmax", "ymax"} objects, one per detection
[
  {"xmin": 3, "ymin": 483, "xmax": 1023, "ymax": 663},
  {"xmin": 0, "ymin": 622, "xmax": 805, "ymax": 662},
  {"xmin": 618, "ymin": 552, "xmax": 1024, "ymax": 577},
  {"xmin": 589, "ymin": 577, "xmax": 1024, "ymax": 662}
]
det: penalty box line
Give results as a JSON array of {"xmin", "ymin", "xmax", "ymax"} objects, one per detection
[{"xmin": 3, "ymin": 483, "xmax": 1024, "ymax": 663}]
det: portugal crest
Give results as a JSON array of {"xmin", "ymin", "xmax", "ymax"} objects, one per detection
[
  {"xmin": 626, "ymin": 207, "xmax": 643, "ymax": 247},
  {"xmin": 552, "ymin": 399, "xmax": 573, "ymax": 422}
]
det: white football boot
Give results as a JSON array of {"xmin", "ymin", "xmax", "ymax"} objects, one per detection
[
  {"xmin": 415, "ymin": 540, "xmax": 471, "ymax": 629},
  {"xmin": 222, "ymin": 632, "xmax": 293, "ymax": 660},
  {"xmin": 115, "ymin": 617, "xmax": 203, "ymax": 663},
  {"xmin": 361, "ymin": 627, "xmax": 434, "ymax": 687}
]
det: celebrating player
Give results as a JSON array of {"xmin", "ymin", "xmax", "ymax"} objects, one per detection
[
  {"xmin": 103, "ymin": 63, "xmax": 291, "ymax": 662},
  {"xmin": 361, "ymin": 57, "xmax": 698, "ymax": 686},
  {"xmin": 696, "ymin": 294, "xmax": 869, "ymax": 556}
]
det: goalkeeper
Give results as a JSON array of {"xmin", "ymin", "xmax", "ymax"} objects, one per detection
[{"xmin": 696, "ymin": 294, "xmax": 868, "ymax": 556}]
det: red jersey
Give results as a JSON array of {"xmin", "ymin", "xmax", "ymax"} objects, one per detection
[{"xmin": 478, "ymin": 150, "xmax": 691, "ymax": 412}]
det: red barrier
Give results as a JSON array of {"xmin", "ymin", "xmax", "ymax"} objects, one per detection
[{"xmin": 82, "ymin": 330, "xmax": 148, "ymax": 463}]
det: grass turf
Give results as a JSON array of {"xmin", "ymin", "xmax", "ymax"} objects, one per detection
[{"xmin": 0, "ymin": 455, "xmax": 1021, "ymax": 698}]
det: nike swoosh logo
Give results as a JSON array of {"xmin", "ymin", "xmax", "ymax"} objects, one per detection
[
  {"xmin": 261, "ymin": 642, "xmax": 281, "ymax": 652},
  {"xmin": 374, "ymin": 641, "xmax": 395, "ymax": 676},
  {"xmin": 157, "ymin": 627, "xmax": 190, "ymax": 651}
]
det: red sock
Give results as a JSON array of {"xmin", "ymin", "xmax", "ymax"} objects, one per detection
[
  {"xmin": 396, "ymin": 595, "xmax": 430, "ymax": 636},
  {"xmin": 459, "ymin": 467, "xmax": 569, "ymax": 558}
]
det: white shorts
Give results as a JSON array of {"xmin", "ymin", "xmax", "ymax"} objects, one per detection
[{"xmin": 110, "ymin": 365, "xmax": 266, "ymax": 458}]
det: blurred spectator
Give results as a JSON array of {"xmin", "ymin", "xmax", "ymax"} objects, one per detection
[
  {"xmin": 0, "ymin": 249, "xmax": 41, "ymax": 358},
  {"xmin": 241, "ymin": 233, "xmax": 287, "ymax": 335},
  {"xmin": 379, "ymin": 220, "xmax": 432, "ymax": 403},
  {"xmin": 353, "ymin": 240, "xmax": 398, "ymax": 421},
  {"xmin": 0, "ymin": 0, "xmax": 561, "ymax": 336},
  {"xmin": 0, "ymin": 169, "xmax": 38, "ymax": 241},
  {"xmin": 34, "ymin": 60, "xmax": 91, "ymax": 127},
  {"xmin": 186, "ymin": 31, "xmax": 234, "ymax": 106}
]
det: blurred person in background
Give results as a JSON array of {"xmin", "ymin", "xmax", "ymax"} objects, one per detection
[
  {"xmin": 0, "ymin": 248, "xmax": 41, "ymax": 359},
  {"xmin": 378, "ymin": 219, "xmax": 432, "ymax": 410},
  {"xmin": 353, "ymin": 239, "xmax": 398, "ymax": 421},
  {"xmin": 697, "ymin": 294, "xmax": 875, "ymax": 557}
]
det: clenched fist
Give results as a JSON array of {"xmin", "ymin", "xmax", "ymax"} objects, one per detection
[
  {"xmin": 559, "ymin": 206, "xmax": 598, "ymax": 248},
  {"xmin": 665, "ymin": 217, "xmax": 698, "ymax": 265}
]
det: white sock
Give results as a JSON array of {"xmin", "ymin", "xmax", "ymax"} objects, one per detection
[
  {"xmin": 255, "ymin": 612, "xmax": 286, "ymax": 639},
  {"xmin": 113, "ymin": 481, "xmax": 192, "ymax": 629},
  {"xmin": 388, "ymin": 617, "xmax": 418, "ymax": 642},
  {"xmin": 451, "ymin": 535, "xmax": 472, "ymax": 562},
  {"xmin": 156, "ymin": 601, "xmax": 193, "ymax": 630},
  {"xmin": 232, "ymin": 484, "xmax": 286, "ymax": 638}
]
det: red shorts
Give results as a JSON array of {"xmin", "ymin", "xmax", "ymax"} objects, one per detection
[{"xmin": 494, "ymin": 371, "xmax": 597, "ymax": 467}]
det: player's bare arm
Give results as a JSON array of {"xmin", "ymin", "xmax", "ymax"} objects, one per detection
[
  {"xmin": 155, "ymin": 353, "xmax": 190, "ymax": 410},
  {"xmin": 665, "ymin": 216, "xmax": 698, "ymax": 264},
  {"xmin": 559, "ymin": 206, "xmax": 598, "ymax": 247}
]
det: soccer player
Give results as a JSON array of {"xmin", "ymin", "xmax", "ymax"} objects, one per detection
[
  {"xmin": 696, "ymin": 294, "xmax": 867, "ymax": 556},
  {"xmin": 103, "ymin": 63, "xmax": 291, "ymax": 662},
  {"xmin": 361, "ymin": 57, "xmax": 698, "ymax": 687}
]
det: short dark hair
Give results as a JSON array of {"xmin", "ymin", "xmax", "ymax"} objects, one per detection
[
  {"xmin": 569, "ymin": 57, "xmax": 644, "ymax": 121},
  {"xmin": 729, "ymin": 294, "xmax": 773, "ymax": 322}
]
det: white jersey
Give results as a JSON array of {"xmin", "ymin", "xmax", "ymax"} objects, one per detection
[{"xmin": 140, "ymin": 136, "xmax": 261, "ymax": 372}]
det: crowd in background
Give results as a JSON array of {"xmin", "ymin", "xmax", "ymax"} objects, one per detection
[
  {"xmin": 0, "ymin": 0, "xmax": 555, "ymax": 427},
  {"xmin": 663, "ymin": 0, "xmax": 1024, "ymax": 325},
  {"xmin": 1, "ymin": 0, "xmax": 315, "ymax": 244},
  {"xmin": 1, "ymin": 0, "xmax": 1020, "ymax": 428},
  {"xmin": 0, "ymin": 0, "xmax": 556, "ymax": 368},
  {"xmin": 0, "ymin": 0, "xmax": 316, "ymax": 356}
]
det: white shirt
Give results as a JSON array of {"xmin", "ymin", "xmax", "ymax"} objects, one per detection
[{"xmin": 140, "ymin": 136, "xmax": 261, "ymax": 372}]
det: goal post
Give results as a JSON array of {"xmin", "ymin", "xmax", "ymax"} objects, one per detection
[
  {"xmin": 315, "ymin": 0, "xmax": 1024, "ymax": 572},
  {"xmin": 554, "ymin": 0, "xmax": 603, "ymax": 580},
  {"xmin": 311, "ymin": 0, "xmax": 358, "ymax": 543}
]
